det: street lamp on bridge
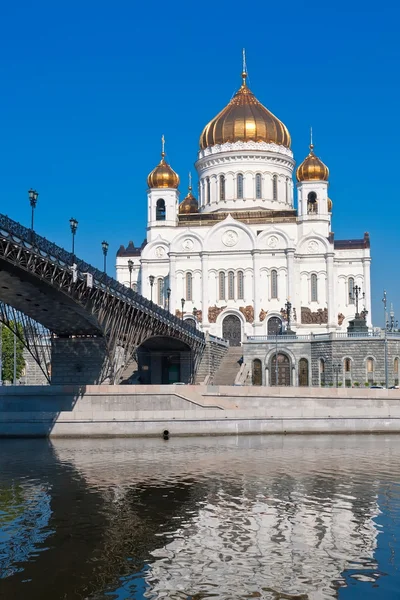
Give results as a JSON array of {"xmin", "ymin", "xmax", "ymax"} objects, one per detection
[
  {"xmin": 28, "ymin": 189, "xmax": 39, "ymax": 242},
  {"xmin": 332, "ymin": 362, "xmax": 342, "ymax": 388},
  {"xmin": 181, "ymin": 298, "xmax": 185, "ymax": 320},
  {"xmin": 166, "ymin": 287, "xmax": 171, "ymax": 312},
  {"xmin": 69, "ymin": 218, "xmax": 78, "ymax": 263},
  {"xmin": 149, "ymin": 275, "xmax": 155, "ymax": 302},
  {"xmin": 128, "ymin": 259, "xmax": 133, "ymax": 289},
  {"xmin": 102, "ymin": 240, "xmax": 109, "ymax": 273}
]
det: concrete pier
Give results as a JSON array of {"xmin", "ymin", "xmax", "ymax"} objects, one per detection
[{"xmin": 1, "ymin": 385, "xmax": 400, "ymax": 437}]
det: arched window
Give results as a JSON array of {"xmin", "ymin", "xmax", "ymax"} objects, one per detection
[
  {"xmin": 252, "ymin": 359, "xmax": 262, "ymax": 385},
  {"xmin": 237, "ymin": 271, "xmax": 244, "ymax": 300},
  {"xmin": 285, "ymin": 178, "xmax": 289, "ymax": 203},
  {"xmin": 311, "ymin": 273, "xmax": 318, "ymax": 302},
  {"xmin": 206, "ymin": 178, "xmax": 211, "ymax": 204},
  {"xmin": 228, "ymin": 271, "xmax": 234, "ymax": 299},
  {"xmin": 237, "ymin": 174, "xmax": 244, "ymax": 199},
  {"xmin": 366, "ymin": 357, "xmax": 374, "ymax": 383},
  {"xmin": 219, "ymin": 175, "xmax": 225, "ymax": 201},
  {"xmin": 273, "ymin": 175, "xmax": 278, "ymax": 201},
  {"xmin": 255, "ymin": 173, "xmax": 262, "ymax": 199},
  {"xmin": 132, "ymin": 283, "xmax": 138, "ymax": 292},
  {"xmin": 186, "ymin": 272, "xmax": 192, "ymax": 301},
  {"xmin": 394, "ymin": 357, "xmax": 399, "ymax": 385},
  {"xmin": 271, "ymin": 269, "xmax": 278, "ymax": 299},
  {"xmin": 157, "ymin": 277, "xmax": 164, "ymax": 305},
  {"xmin": 307, "ymin": 191, "xmax": 318, "ymax": 214},
  {"xmin": 348, "ymin": 277, "xmax": 355, "ymax": 304},
  {"xmin": 156, "ymin": 198, "xmax": 166, "ymax": 221},
  {"xmin": 184, "ymin": 316, "xmax": 196, "ymax": 329},
  {"xmin": 345, "ymin": 358, "xmax": 352, "ymax": 373},
  {"xmin": 267, "ymin": 316, "xmax": 281, "ymax": 336},
  {"xmin": 219, "ymin": 272, "xmax": 226, "ymax": 300}
]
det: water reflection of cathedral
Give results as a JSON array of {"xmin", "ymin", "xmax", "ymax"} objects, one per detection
[{"xmin": 52, "ymin": 437, "xmax": 382, "ymax": 599}]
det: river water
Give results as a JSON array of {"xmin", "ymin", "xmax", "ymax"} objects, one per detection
[{"xmin": 0, "ymin": 435, "xmax": 399, "ymax": 599}]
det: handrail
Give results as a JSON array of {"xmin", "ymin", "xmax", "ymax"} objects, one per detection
[{"xmin": 0, "ymin": 213, "xmax": 204, "ymax": 343}]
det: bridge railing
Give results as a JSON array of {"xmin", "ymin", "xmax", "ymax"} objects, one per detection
[{"xmin": 0, "ymin": 213, "xmax": 204, "ymax": 343}]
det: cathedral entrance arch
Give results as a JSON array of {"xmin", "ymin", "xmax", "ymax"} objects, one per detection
[
  {"xmin": 270, "ymin": 353, "xmax": 291, "ymax": 386},
  {"xmin": 252, "ymin": 359, "xmax": 262, "ymax": 386},
  {"xmin": 267, "ymin": 316, "xmax": 282, "ymax": 336},
  {"xmin": 222, "ymin": 314, "xmax": 241, "ymax": 346}
]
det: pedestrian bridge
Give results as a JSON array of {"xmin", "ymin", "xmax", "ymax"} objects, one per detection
[{"xmin": 0, "ymin": 213, "xmax": 205, "ymax": 384}]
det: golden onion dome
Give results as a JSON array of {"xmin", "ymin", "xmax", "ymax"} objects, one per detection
[
  {"xmin": 200, "ymin": 71, "xmax": 291, "ymax": 150},
  {"xmin": 296, "ymin": 144, "xmax": 329, "ymax": 182},
  {"xmin": 327, "ymin": 197, "xmax": 333, "ymax": 212},
  {"xmin": 147, "ymin": 137, "xmax": 179, "ymax": 189},
  {"xmin": 179, "ymin": 179, "xmax": 198, "ymax": 214}
]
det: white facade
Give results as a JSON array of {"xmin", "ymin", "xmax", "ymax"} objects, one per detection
[{"xmin": 116, "ymin": 79, "xmax": 371, "ymax": 344}]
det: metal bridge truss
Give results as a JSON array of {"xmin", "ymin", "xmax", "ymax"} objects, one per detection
[{"xmin": 0, "ymin": 214, "xmax": 205, "ymax": 383}]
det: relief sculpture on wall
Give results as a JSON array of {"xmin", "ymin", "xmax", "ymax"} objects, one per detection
[
  {"xmin": 259, "ymin": 308, "xmax": 267, "ymax": 322},
  {"xmin": 301, "ymin": 307, "xmax": 328, "ymax": 324},
  {"xmin": 338, "ymin": 313, "xmax": 345, "ymax": 326},
  {"xmin": 239, "ymin": 305, "xmax": 254, "ymax": 323},
  {"xmin": 208, "ymin": 306, "xmax": 227, "ymax": 323}
]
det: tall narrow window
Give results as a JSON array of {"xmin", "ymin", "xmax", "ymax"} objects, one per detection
[
  {"xmin": 219, "ymin": 272, "xmax": 226, "ymax": 300},
  {"xmin": 186, "ymin": 272, "xmax": 192, "ymax": 301},
  {"xmin": 311, "ymin": 273, "xmax": 318, "ymax": 302},
  {"xmin": 394, "ymin": 358, "xmax": 399, "ymax": 385},
  {"xmin": 206, "ymin": 178, "xmax": 211, "ymax": 204},
  {"xmin": 157, "ymin": 277, "xmax": 164, "ymax": 305},
  {"xmin": 228, "ymin": 271, "xmax": 234, "ymax": 299},
  {"xmin": 285, "ymin": 178, "xmax": 289, "ymax": 203},
  {"xmin": 237, "ymin": 174, "xmax": 243, "ymax": 199},
  {"xmin": 320, "ymin": 359, "xmax": 325, "ymax": 385},
  {"xmin": 255, "ymin": 173, "xmax": 262, "ymax": 199},
  {"xmin": 273, "ymin": 175, "xmax": 278, "ymax": 201},
  {"xmin": 345, "ymin": 358, "xmax": 351, "ymax": 372},
  {"xmin": 237, "ymin": 271, "xmax": 244, "ymax": 300},
  {"xmin": 348, "ymin": 277, "xmax": 355, "ymax": 304},
  {"xmin": 367, "ymin": 357, "xmax": 374, "ymax": 382},
  {"xmin": 271, "ymin": 269, "xmax": 278, "ymax": 299},
  {"xmin": 156, "ymin": 199, "xmax": 166, "ymax": 221},
  {"xmin": 219, "ymin": 175, "xmax": 225, "ymax": 201}
]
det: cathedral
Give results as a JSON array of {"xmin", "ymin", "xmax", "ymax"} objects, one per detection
[{"xmin": 116, "ymin": 64, "xmax": 371, "ymax": 349}]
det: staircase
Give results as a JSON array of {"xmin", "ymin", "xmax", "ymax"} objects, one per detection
[{"xmin": 212, "ymin": 346, "xmax": 243, "ymax": 386}]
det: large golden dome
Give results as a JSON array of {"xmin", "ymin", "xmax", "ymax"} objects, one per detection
[
  {"xmin": 200, "ymin": 72, "xmax": 291, "ymax": 150},
  {"xmin": 147, "ymin": 138, "xmax": 179, "ymax": 189},
  {"xmin": 296, "ymin": 144, "xmax": 329, "ymax": 182}
]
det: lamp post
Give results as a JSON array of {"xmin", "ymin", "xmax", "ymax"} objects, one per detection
[
  {"xmin": 149, "ymin": 275, "xmax": 155, "ymax": 302},
  {"xmin": 284, "ymin": 300, "xmax": 292, "ymax": 334},
  {"xmin": 102, "ymin": 240, "xmax": 109, "ymax": 273},
  {"xmin": 351, "ymin": 284, "xmax": 365, "ymax": 317},
  {"xmin": 274, "ymin": 320, "xmax": 282, "ymax": 386},
  {"xmin": 181, "ymin": 298, "xmax": 185, "ymax": 320},
  {"xmin": 383, "ymin": 290, "xmax": 388, "ymax": 388},
  {"xmin": 333, "ymin": 362, "xmax": 342, "ymax": 388},
  {"xmin": 69, "ymin": 218, "xmax": 78, "ymax": 263},
  {"xmin": 128, "ymin": 259, "xmax": 133, "ymax": 289},
  {"xmin": 192, "ymin": 307, "xmax": 197, "ymax": 328},
  {"xmin": 166, "ymin": 287, "xmax": 171, "ymax": 312},
  {"xmin": 28, "ymin": 189, "xmax": 39, "ymax": 243}
]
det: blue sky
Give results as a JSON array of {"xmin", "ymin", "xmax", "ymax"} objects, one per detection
[{"xmin": 0, "ymin": 1, "xmax": 398, "ymax": 325}]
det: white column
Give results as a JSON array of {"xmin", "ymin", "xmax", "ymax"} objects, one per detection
[
  {"xmin": 326, "ymin": 253, "xmax": 336, "ymax": 328},
  {"xmin": 169, "ymin": 254, "xmax": 177, "ymax": 316},
  {"xmin": 252, "ymin": 251, "xmax": 261, "ymax": 323},
  {"xmin": 286, "ymin": 248, "xmax": 296, "ymax": 324},
  {"xmin": 201, "ymin": 253, "xmax": 209, "ymax": 325},
  {"xmin": 363, "ymin": 257, "xmax": 372, "ymax": 326}
]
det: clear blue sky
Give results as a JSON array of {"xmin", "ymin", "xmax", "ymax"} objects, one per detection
[{"xmin": 0, "ymin": 1, "xmax": 398, "ymax": 326}]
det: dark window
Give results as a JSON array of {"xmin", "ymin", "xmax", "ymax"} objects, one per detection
[
  {"xmin": 228, "ymin": 271, "xmax": 234, "ymax": 299},
  {"xmin": 219, "ymin": 272, "xmax": 226, "ymax": 300},
  {"xmin": 311, "ymin": 273, "xmax": 318, "ymax": 302},
  {"xmin": 206, "ymin": 178, "xmax": 211, "ymax": 203},
  {"xmin": 348, "ymin": 278, "xmax": 355, "ymax": 304},
  {"xmin": 237, "ymin": 271, "xmax": 244, "ymax": 299},
  {"xmin": 255, "ymin": 173, "xmax": 262, "ymax": 199},
  {"xmin": 273, "ymin": 175, "xmax": 278, "ymax": 200},
  {"xmin": 271, "ymin": 269, "xmax": 278, "ymax": 298},
  {"xmin": 237, "ymin": 174, "xmax": 244, "ymax": 199},
  {"xmin": 156, "ymin": 198, "xmax": 166, "ymax": 221},
  {"xmin": 186, "ymin": 272, "xmax": 192, "ymax": 301},
  {"xmin": 307, "ymin": 191, "xmax": 318, "ymax": 214},
  {"xmin": 220, "ymin": 175, "xmax": 225, "ymax": 201}
]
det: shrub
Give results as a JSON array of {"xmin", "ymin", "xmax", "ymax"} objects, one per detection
[
  {"xmin": 345, "ymin": 380, "xmax": 352, "ymax": 387},
  {"xmin": 354, "ymin": 382, "xmax": 360, "ymax": 387},
  {"xmin": 338, "ymin": 382, "xmax": 343, "ymax": 387},
  {"xmin": 365, "ymin": 382, "xmax": 370, "ymax": 387}
]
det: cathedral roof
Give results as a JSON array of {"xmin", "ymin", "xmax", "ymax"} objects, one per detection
[
  {"xmin": 296, "ymin": 144, "xmax": 329, "ymax": 182},
  {"xmin": 199, "ymin": 71, "xmax": 291, "ymax": 150},
  {"xmin": 179, "ymin": 185, "xmax": 198, "ymax": 214},
  {"xmin": 147, "ymin": 137, "xmax": 180, "ymax": 189},
  {"xmin": 116, "ymin": 240, "xmax": 146, "ymax": 257}
]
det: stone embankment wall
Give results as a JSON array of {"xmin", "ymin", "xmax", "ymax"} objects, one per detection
[{"xmin": 1, "ymin": 384, "xmax": 400, "ymax": 438}]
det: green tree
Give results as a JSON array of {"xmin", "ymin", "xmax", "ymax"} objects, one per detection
[{"xmin": 1, "ymin": 322, "xmax": 25, "ymax": 383}]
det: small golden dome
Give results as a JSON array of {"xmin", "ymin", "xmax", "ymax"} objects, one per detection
[
  {"xmin": 179, "ymin": 184, "xmax": 198, "ymax": 214},
  {"xmin": 327, "ymin": 197, "xmax": 333, "ymax": 212},
  {"xmin": 200, "ymin": 71, "xmax": 291, "ymax": 150},
  {"xmin": 147, "ymin": 137, "xmax": 179, "ymax": 189},
  {"xmin": 296, "ymin": 144, "xmax": 329, "ymax": 182}
]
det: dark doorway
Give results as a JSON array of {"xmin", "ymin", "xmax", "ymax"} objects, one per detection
[
  {"xmin": 267, "ymin": 316, "xmax": 282, "ymax": 336},
  {"xmin": 298, "ymin": 358, "xmax": 309, "ymax": 386},
  {"xmin": 270, "ymin": 353, "xmax": 291, "ymax": 386},
  {"xmin": 252, "ymin": 359, "xmax": 262, "ymax": 386},
  {"xmin": 222, "ymin": 315, "xmax": 241, "ymax": 346}
]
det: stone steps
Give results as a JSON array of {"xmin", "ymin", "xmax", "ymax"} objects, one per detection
[{"xmin": 212, "ymin": 347, "xmax": 243, "ymax": 386}]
